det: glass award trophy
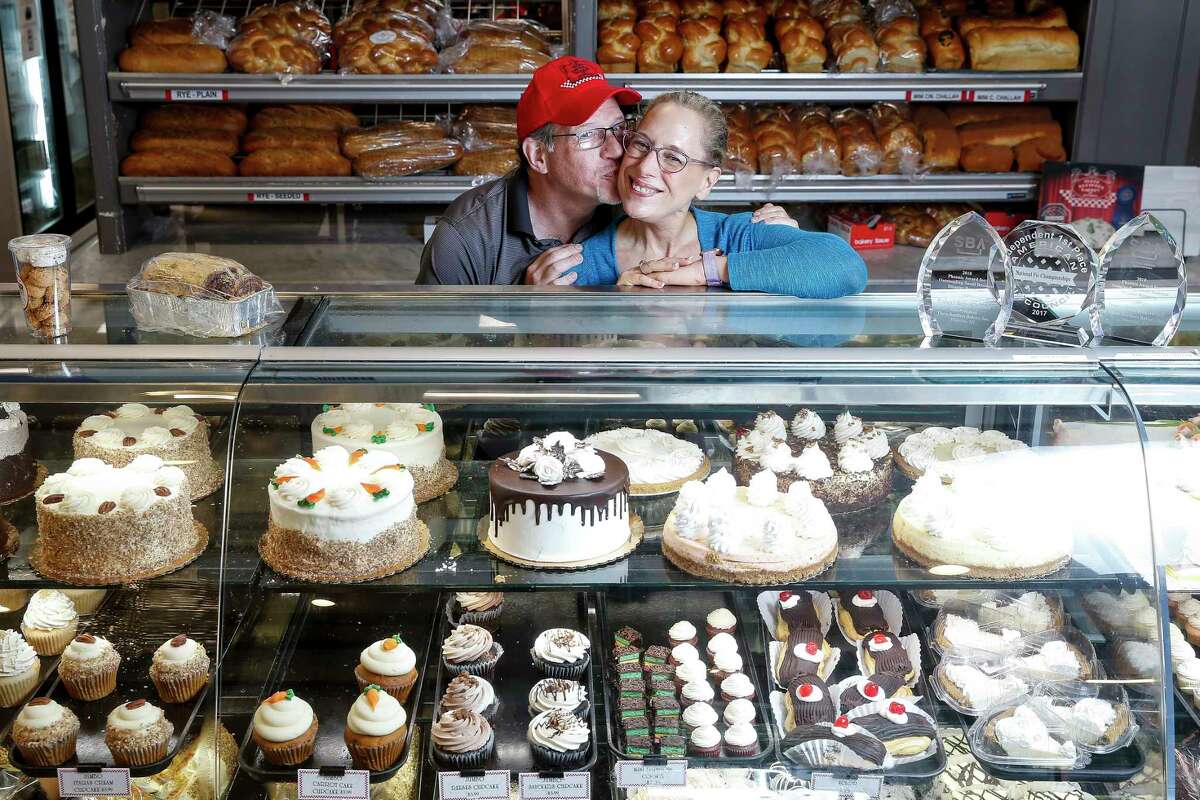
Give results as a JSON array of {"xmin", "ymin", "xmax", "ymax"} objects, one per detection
[
  {"xmin": 1088, "ymin": 212, "xmax": 1187, "ymax": 346},
  {"xmin": 916, "ymin": 212, "xmax": 1012, "ymax": 347},
  {"xmin": 1002, "ymin": 220, "xmax": 1098, "ymax": 345}
]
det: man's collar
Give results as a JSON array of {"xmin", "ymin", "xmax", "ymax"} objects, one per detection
[{"xmin": 506, "ymin": 167, "xmax": 536, "ymax": 239}]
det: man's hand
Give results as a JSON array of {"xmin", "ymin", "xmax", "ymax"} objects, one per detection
[
  {"xmin": 617, "ymin": 254, "xmax": 703, "ymax": 289},
  {"xmin": 522, "ymin": 243, "xmax": 583, "ymax": 285},
  {"xmin": 751, "ymin": 202, "xmax": 798, "ymax": 227}
]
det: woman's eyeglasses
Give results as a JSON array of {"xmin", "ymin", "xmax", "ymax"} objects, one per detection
[{"xmin": 618, "ymin": 130, "xmax": 719, "ymax": 174}]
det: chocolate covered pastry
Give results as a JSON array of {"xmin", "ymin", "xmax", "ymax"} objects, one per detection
[
  {"xmin": 775, "ymin": 590, "xmax": 821, "ymax": 640},
  {"xmin": 783, "ymin": 675, "xmax": 835, "ymax": 731},
  {"xmin": 838, "ymin": 674, "xmax": 911, "ymax": 712},
  {"xmin": 775, "ymin": 628, "xmax": 830, "ymax": 686},
  {"xmin": 782, "ymin": 716, "xmax": 888, "ymax": 766},
  {"xmin": 852, "ymin": 701, "xmax": 936, "ymax": 757},
  {"xmin": 861, "ymin": 631, "xmax": 913, "ymax": 683}
]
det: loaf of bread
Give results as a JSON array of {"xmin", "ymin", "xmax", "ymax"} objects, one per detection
[
  {"xmin": 957, "ymin": 6, "xmax": 1068, "ymax": 36},
  {"xmin": 118, "ymin": 44, "xmax": 228, "ymax": 73},
  {"xmin": 722, "ymin": 105, "xmax": 758, "ymax": 173},
  {"xmin": 985, "ymin": 0, "xmax": 1016, "ymax": 16},
  {"xmin": 965, "ymin": 26, "xmax": 1079, "ymax": 70},
  {"xmin": 876, "ymin": 17, "xmax": 926, "ymax": 72},
  {"xmin": 240, "ymin": 148, "xmax": 352, "ymax": 176},
  {"xmin": 681, "ymin": 0, "xmax": 723, "ymax": 18},
  {"xmin": 828, "ymin": 22, "xmax": 879, "ymax": 72},
  {"xmin": 451, "ymin": 147, "xmax": 519, "ymax": 176},
  {"xmin": 924, "ymin": 29, "xmax": 964, "ymax": 69},
  {"xmin": 869, "ymin": 102, "xmax": 922, "ymax": 173},
  {"xmin": 242, "ymin": 127, "xmax": 341, "ymax": 153},
  {"xmin": 956, "ymin": 118, "xmax": 1061, "ymax": 148},
  {"xmin": 130, "ymin": 127, "xmax": 240, "ymax": 156},
  {"xmin": 251, "ymin": 105, "xmax": 360, "ymax": 132},
  {"xmin": 598, "ymin": 17, "xmax": 641, "ymax": 73},
  {"xmin": 775, "ymin": 14, "xmax": 825, "ymax": 72},
  {"xmin": 723, "ymin": 14, "xmax": 771, "ymax": 72},
  {"xmin": 599, "ymin": 0, "xmax": 637, "ymax": 21},
  {"xmin": 237, "ymin": 1, "xmax": 332, "ymax": 51},
  {"xmin": 333, "ymin": 9, "xmax": 434, "ymax": 47},
  {"xmin": 794, "ymin": 106, "xmax": 841, "ymax": 174},
  {"xmin": 772, "ymin": 0, "xmax": 809, "ymax": 19},
  {"xmin": 643, "ymin": 0, "xmax": 682, "ymax": 16},
  {"xmin": 444, "ymin": 42, "xmax": 551, "ymax": 73},
  {"xmin": 120, "ymin": 150, "xmax": 237, "ymax": 177},
  {"xmin": 228, "ymin": 30, "xmax": 322, "ymax": 73},
  {"xmin": 944, "ymin": 102, "xmax": 1051, "ymax": 127},
  {"xmin": 721, "ymin": 0, "xmax": 757, "ymax": 17},
  {"xmin": 912, "ymin": 106, "xmax": 960, "ymax": 171},
  {"xmin": 353, "ymin": 140, "xmax": 465, "ymax": 177},
  {"xmin": 752, "ymin": 107, "xmax": 801, "ymax": 174},
  {"xmin": 1014, "ymin": 135, "xmax": 1065, "ymax": 171},
  {"xmin": 138, "ymin": 252, "xmax": 261, "ymax": 299},
  {"xmin": 459, "ymin": 105, "xmax": 517, "ymax": 126},
  {"xmin": 338, "ymin": 29, "xmax": 439, "ymax": 73},
  {"xmin": 679, "ymin": 16, "xmax": 726, "ymax": 72},
  {"xmin": 960, "ymin": 142, "xmax": 1014, "ymax": 172},
  {"xmin": 832, "ymin": 108, "xmax": 882, "ymax": 175},
  {"xmin": 812, "ymin": 0, "xmax": 864, "ymax": 27},
  {"xmin": 635, "ymin": 15, "xmax": 683, "ymax": 72},
  {"xmin": 354, "ymin": 0, "xmax": 443, "ymax": 23},
  {"xmin": 917, "ymin": 5, "xmax": 952, "ymax": 36},
  {"xmin": 130, "ymin": 18, "xmax": 199, "ymax": 46},
  {"xmin": 890, "ymin": 209, "xmax": 939, "ymax": 247},
  {"xmin": 340, "ymin": 121, "xmax": 447, "ymax": 158},
  {"xmin": 141, "ymin": 104, "xmax": 247, "ymax": 134},
  {"xmin": 459, "ymin": 20, "xmax": 552, "ymax": 53}
]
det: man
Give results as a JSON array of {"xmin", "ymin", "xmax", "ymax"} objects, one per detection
[{"xmin": 417, "ymin": 56, "xmax": 794, "ymax": 286}]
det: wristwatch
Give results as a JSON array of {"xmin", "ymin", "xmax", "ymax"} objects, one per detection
[{"xmin": 701, "ymin": 249, "xmax": 723, "ymax": 287}]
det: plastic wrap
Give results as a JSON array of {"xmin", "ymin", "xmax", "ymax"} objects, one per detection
[
  {"xmin": 451, "ymin": 119, "xmax": 517, "ymax": 151},
  {"xmin": 353, "ymin": 139, "xmax": 464, "ymax": 178},
  {"xmin": 340, "ymin": 120, "xmax": 449, "ymax": 158},
  {"xmin": 337, "ymin": 27, "xmax": 438, "ymax": 74},
  {"xmin": 191, "ymin": 11, "xmax": 237, "ymax": 48},
  {"xmin": 872, "ymin": 0, "xmax": 918, "ymax": 27},
  {"xmin": 236, "ymin": 1, "xmax": 333, "ymax": 55},
  {"xmin": 458, "ymin": 105, "xmax": 517, "ymax": 126},
  {"xmin": 876, "ymin": 16, "xmax": 926, "ymax": 72},
  {"xmin": 333, "ymin": 9, "xmax": 435, "ymax": 47},
  {"xmin": 751, "ymin": 106, "xmax": 800, "ymax": 179},
  {"xmin": 451, "ymin": 147, "xmax": 519, "ymax": 177},
  {"xmin": 228, "ymin": 29, "xmax": 322, "ymax": 74},
  {"xmin": 127, "ymin": 253, "xmax": 282, "ymax": 338},
  {"xmin": 794, "ymin": 105, "xmax": 841, "ymax": 175},
  {"xmin": 439, "ymin": 40, "xmax": 550, "ymax": 73},
  {"xmin": 869, "ymin": 101, "xmax": 923, "ymax": 174},
  {"xmin": 458, "ymin": 18, "xmax": 552, "ymax": 53},
  {"xmin": 721, "ymin": 105, "xmax": 758, "ymax": 187},
  {"xmin": 832, "ymin": 107, "xmax": 883, "ymax": 176}
]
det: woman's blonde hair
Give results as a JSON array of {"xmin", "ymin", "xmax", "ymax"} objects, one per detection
[{"xmin": 644, "ymin": 90, "xmax": 727, "ymax": 166}]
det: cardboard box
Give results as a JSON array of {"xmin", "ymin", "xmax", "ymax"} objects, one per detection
[
  {"xmin": 984, "ymin": 210, "xmax": 1030, "ymax": 237},
  {"xmin": 828, "ymin": 214, "xmax": 895, "ymax": 250}
]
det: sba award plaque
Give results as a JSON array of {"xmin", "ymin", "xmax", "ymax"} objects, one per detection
[
  {"xmin": 1089, "ymin": 212, "xmax": 1187, "ymax": 346},
  {"xmin": 1002, "ymin": 220, "xmax": 1098, "ymax": 345},
  {"xmin": 917, "ymin": 212, "xmax": 1011, "ymax": 347}
]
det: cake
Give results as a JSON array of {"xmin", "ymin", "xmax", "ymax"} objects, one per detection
[
  {"xmin": 310, "ymin": 403, "xmax": 457, "ymax": 503},
  {"xmin": 73, "ymin": 404, "xmax": 222, "ymax": 501},
  {"xmin": 0, "ymin": 403, "xmax": 37, "ymax": 504},
  {"xmin": 891, "ymin": 471, "xmax": 1073, "ymax": 579},
  {"xmin": 732, "ymin": 410, "xmax": 893, "ymax": 513},
  {"xmin": 259, "ymin": 445, "xmax": 430, "ymax": 583},
  {"xmin": 984, "ymin": 704, "xmax": 1077, "ymax": 765},
  {"xmin": 32, "ymin": 456, "xmax": 208, "ymax": 584},
  {"xmin": 486, "ymin": 432, "xmax": 632, "ymax": 565},
  {"xmin": 661, "ymin": 468, "xmax": 838, "ymax": 585},
  {"xmin": 585, "ymin": 428, "xmax": 709, "ymax": 495},
  {"xmin": 895, "ymin": 426, "xmax": 1027, "ymax": 480}
]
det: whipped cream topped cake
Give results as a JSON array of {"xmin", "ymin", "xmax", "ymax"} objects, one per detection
[
  {"xmin": 32, "ymin": 456, "xmax": 208, "ymax": 584},
  {"xmin": 260, "ymin": 445, "xmax": 430, "ymax": 583},
  {"xmin": 733, "ymin": 410, "xmax": 892, "ymax": 513},
  {"xmin": 73, "ymin": 404, "xmax": 223, "ymax": 500},
  {"xmin": 585, "ymin": 428, "xmax": 709, "ymax": 495},
  {"xmin": 661, "ymin": 467, "xmax": 838, "ymax": 584},
  {"xmin": 0, "ymin": 403, "xmax": 36, "ymax": 504},
  {"xmin": 487, "ymin": 432, "xmax": 631, "ymax": 565},
  {"xmin": 310, "ymin": 403, "xmax": 457, "ymax": 502},
  {"xmin": 895, "ymin": 426, "xmax": 1027, "ymax": 480}
]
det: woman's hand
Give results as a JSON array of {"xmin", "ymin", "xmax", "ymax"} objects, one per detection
[
  {"xmin": 751, "ymin": 203, "xmax": 798, "ymax": 227},
  {"xmin": 616, "ymin": 254, "xmax": 704, "ymax": 288}
]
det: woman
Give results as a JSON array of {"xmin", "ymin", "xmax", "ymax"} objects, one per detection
[{"xmin": 565, "ymin": 91, "xmax": 868, "ymax": 296}]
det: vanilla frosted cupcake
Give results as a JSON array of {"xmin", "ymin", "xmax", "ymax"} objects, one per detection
[
  {"xmin": 105, "ymin": 699, "xmax": 173, "ymax": 766},
  {"xmin": 59, "ymin": 634, "xmax": 119, "ymax": 701},
  {"xmin": 0, "ymin": 590, "xmax": 29, "ymax": 613},
  {"xmin": 355, "ymin": 634, "xmax": 418, "ymax": 702},
  {"xmin": 149, "ymin": 634, "xmax": 209, "ymax": 703},
  {"xmin": 528, "ymin": 678, "xmax": 587, "ymax": 718},
  {"xmin": 253, "ymin": 689, "xmax": 317, "ymax": 766},
  {"xmin": 58, "ymin": 589, "xmax": 106, "ymax": 616},
  {"xmin": 443, "ymin": 674, "xmax": 498, "ymax": 720},
  {"xmin": 345, "ymin": 685, "xmax": 408, "ymax": 770},
  {"xmin": 0, "ymin": 630, "xmax": 40, "ymax": 707},
  {"xmin": 530, "ymin": 628, "xmax": 590, "ymax": 679},
  {"xmin": 21, "ymin": 590, "xmax": 77, "ymax": 656},
  {"xmin": 13, "ymin": 697, "xmax": 78, "ymax": 766}
]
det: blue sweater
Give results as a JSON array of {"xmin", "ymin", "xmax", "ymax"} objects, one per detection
[{"xmin": 567, "ymin": 208, "xmax": 868, "ymax": 297}]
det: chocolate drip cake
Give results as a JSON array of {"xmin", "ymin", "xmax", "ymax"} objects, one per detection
[{"xmin": 0, "ymin": 403, "xmax": 35, "ymax": 504}]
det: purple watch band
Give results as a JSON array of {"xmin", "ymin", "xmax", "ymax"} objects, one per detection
[{"xmin": 702, "ymin": 249, "xmax": 723, "ymax": 287}]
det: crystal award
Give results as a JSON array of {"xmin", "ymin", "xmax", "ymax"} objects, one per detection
[
  {"xmin": 1002, "ymin": 220, "xmax": 1098, "ymax": 345},
  {"xmin": 1088, "ymin": 212, "xmax": 1187, "ymax": 346},
  {"xmin": 916, "ymin": 212, "xmax": 1012, "ymax": 347}
]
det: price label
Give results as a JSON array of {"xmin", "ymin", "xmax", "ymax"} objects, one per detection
[
  {"xmin": 811, "ymin": 772, "xmax": 884, "ymax": 800},
  {"xmin": 438, "ymin": 770, "xmax": 510, "ymax": 799},
  {"xmin": 58, "ymin": 768, "xmax": 131, "ymax": 797},
  {"xmin": 966, "ymin": 88, "xmax": 1035, "ymax": 103},
  {"xmin": 166, "ymin": 88, "xmax": 229, "ymax": 101},
  {"xmin": 613, "ymin": 760, "xmax": 687, "ymax": 788},
  {"xmin": 518, "ymin": 772, "xmax": 590, "ymax": 799},
  {"xmin": 297, "ymin": 769, "xmax": 370, "ymax": 800},
  {"xmin": 247, "ymin": 192, "xmax": 311, "ymax": 202},
  {"xmin": 906, "ymin": 89, "xmax": 966, "ymax": 102}
]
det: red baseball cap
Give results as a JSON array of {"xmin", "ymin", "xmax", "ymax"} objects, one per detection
[{"xmin": 517, "ymin": 56, "xmax": 642, "ymax": 140}]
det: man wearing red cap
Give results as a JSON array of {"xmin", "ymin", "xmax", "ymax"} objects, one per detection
[{"xmin": 417, "ymin": 57, "xmax": 790, "ymax": 285}]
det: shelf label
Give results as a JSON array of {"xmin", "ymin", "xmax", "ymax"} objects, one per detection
[
  {"xmin": 57, "ymin": 768, "xmax": 131, "ymax": 797},
  {"xmin": 966, "ymin": 88, "xmax": 1035, "ymax": 103},
  {"xmin": 165, "ymin": 88, "xmax": 229, "ymax": 101},
  {"xmin": 297, "ymin": 769, "xmax": 370, "ymax": 800},
  {"xmin": 812, "ymin": 772, "xmax": 884, "ymax": 800},
  {"xmin": 518, "ymin": 772, "xmax": 590, "ymax": 799},
  {"xmin": 438, "ymin": 770, "xmax": 510, "ymax": 799},
  {"xmin": 247, "ymin": 191, "xmax": 311, "ymax": 202},
  {"xmin": 906, "ymin": 89, "xmax": 966, "ymax": 102},
  {"xmin": 614, "ymin": 760, "xmax": 687, "ymax": 788}
]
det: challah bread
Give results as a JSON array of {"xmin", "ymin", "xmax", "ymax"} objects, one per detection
[
  {"xmin": 338, "ymin": 29, "xmax": 439, "ymax": 73},
  {"xmin": 876, "ymin": 17, "xmax": 926, "ymax": 72},
  {"xmin": 598, "ymin": 17, "xmax": 641, "ymax": 73},
  {"xmin": 228, "ymin": 29, "xmax": 322, "ymax": 73},
  {"xmin": 635, "ymin": 15, "xmax": 683, "ymax": 72},
  {"xmin": 599, "ymin": 0, "xmax": 637, "ymax": 21},
  {"xmin": 752, "ymin": 107, "xmax": 801, "ymax": 174},
  {"xmin": 794, "ymin": 106, "xmax": 841, "ymax": 174},
  {"xmin": 828, "ymin": 22, "xmax": 879, "ymax": 72},
  {"xmin": 679, "ymin": 16, "xmax": 726, "ymax": 72},
  {"xmin": 237, "ymin": 1, "xmax": 332, "ymax": 51},
  {"xmin": 723, "ymin": 13, "xmax": 771, "ymax": 72},
  {"xmin": 681, "ymin": 0, "xmax": 723, "ymax": 18},
  {"xmin": 723, "ymin": 105, "xmax": 758, "ymax": 173},
  {"xmin": 832, "ymin": 108, "xmax": 882, "ymax": 175},
  {"xmin": 869, "ymin": 102, "xmax": 922, "ymax": 173},
  {"xmin": 775, "ymin": 14, "xmax": 825, "ymax": 72},
  {"xmin": 333, "ymin": 9, "xmax": 434, "ymax": 47},
  {"xmin": 445, "ymin": 43, "xmax": 551, "ymax": 72}
]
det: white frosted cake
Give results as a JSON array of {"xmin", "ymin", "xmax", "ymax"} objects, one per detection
[
  {"xmin": 73, "ymin": 404, "xmax": 223, "ymax": 500},
  {"xmin": 661, "ymin": 468, "xmax": 838, "ymax": 584},
  {"xmin": 0, "ymin": 402, "xmax": 37, "ymax": 504},
  {"xmin": 895, "ymin": 426, "xmax": 1027, "ymax": 479},
  {"xmin": 585, "ymin": 427, "xmax": 709, "ymax": 495},
  {"xmin": 310, "ymin": 403, "xmax": 457, "ymax": 502},
  {"xmin": 260, "ymin": 445, "xmax": 430, "ymax": 583}
]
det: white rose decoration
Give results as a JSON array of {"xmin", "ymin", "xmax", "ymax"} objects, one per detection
[
  {"xmin": 571, "ymin": 450, "xmax": 606, "ymax": 479},
  {"xmin": 533, "ymin": 455, "xmax": 565, "ymax": 486}
]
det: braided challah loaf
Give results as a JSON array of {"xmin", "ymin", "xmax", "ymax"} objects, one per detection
[{"xmin": 228, "ymin": 29, "xmax": 321, "ymax": 73}]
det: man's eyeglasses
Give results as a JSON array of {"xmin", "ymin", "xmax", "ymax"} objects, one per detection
[
  {"xmin": 617, "ymin": 130, "xmax": 719, "ymax": 174},
  {"xmin": 549, "ymin": 120, "xmax": 630, "ymax": 151}
]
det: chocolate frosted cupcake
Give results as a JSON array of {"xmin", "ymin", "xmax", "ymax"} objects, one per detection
[
  {"xmin": 0, "ymin": 629, "xmax": 40, "ymax": 708},
  {"xmin": 442, "ymin": 674, "xmax": 499, "ymax": 721},
  {"xmin": 442, "ymin": 624, "xmax": 502, "ymax": 678},
  {"xmin": 59, "ymin": 634, "xmax": 120, "ymax": 701},
  {"xmin": 345, "ymin": 685, "xmax": 408, "ymax": 771},
  {"xmin": 252, "ymin": 690, "xmax": 317, "ymax": 766},
  {"xmin": 431, "ymin": 709, "xmax": 494, "ymax": 768},
  {"xmin": 12, "ymin": 697, "xmax": 78, "ymax": 766},
  {"xmin": 530, "ymin": 628, "xmax": 590, "ymax": 679},
  {"xmin": 450, "ymin": 592, "xmax": 504, "ymax": 629},
  {"xmin": 149, "ymin": 634, "xmax": 210, "ymax": 703},
  {"xmin": 355, "ymin": 634, "xmax": 419, "ymax": 702},
  {"xmin": 528, "ymin": 709, "xmax": 591, "ymax": 768},
  {"xmin": 105, "ymin": 699, "xmax": 174, "ymax": 767},
  {"xmin": 528, "ymin": 678, "xmax": 588, "ymax": 718}
]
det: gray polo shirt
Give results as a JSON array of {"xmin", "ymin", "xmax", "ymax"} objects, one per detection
[{"xmin": 416, "ymin": 168, "xmax": 612, "ymax": 285}]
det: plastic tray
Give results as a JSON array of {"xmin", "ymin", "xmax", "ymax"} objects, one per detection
[
  {"xmin": 238, "ymin": 590, "xmax": 436, "ymax": 785},
  {"xmin": 597, "ymin": 589, "xmax": 776, "ymax": 766},
  {"xmin": 427, "ymin": 591, "xmax": 599, "ymax": 776},
  {"xmin": 3, "ymin": 588, "xmax": 214, "ymax": 777}
]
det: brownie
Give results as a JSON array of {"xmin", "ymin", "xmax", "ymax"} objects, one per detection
[
  {"xmin": 658, "ymin": 734, "xmax": 686, "ymax": 757},
  {"xmin": 615, "ymin": 626, "xmax": 643, "ymax": 649}
]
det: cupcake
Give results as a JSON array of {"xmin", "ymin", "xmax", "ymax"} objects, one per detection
[
  {"xmin": 720, "ymin": 673, "xmax": 755, "ymax": 702},
  {"xmin": 706, "ymin": 632, "xmax": 738, "ymax": 660},
  {"xmin": 709, "ymin": 650, "xmax": 744, "ymax": 682},
  {"xmin": 21, "ymin": 590, "xmax": 78, "ymax": 656},
  {"xmin": 0, "ymin": 590, "xmax": 29, "ymax": 613},
  {"xmin": 58, "ymin": 590, "xmax": 107, "ymax": 616},
  {"xmin": 442, "ymin": 624, "xmax": 503, "ymax": 678},
  {"xmin": 705, "ymin": 608, "xmax": 737, "ymax": 637},
  {"xmin": 12, "ymin": 697, "xmax": 79, "ymax": 766},
  {"xmin": 0, "ymin": 630, "xmax": 40, "ymax": 707},
  {"xmin": 252, "ymin": 690, "xmax": 317, "ymax": 766},
  {"xmin": 688, "ymin": 724, "xmax": 721, "ymax": 757},
  {"xmin": 723, "ymin": 698, "xmax": 757, "ymax": 726},
  {"xmin": 679, "ymin": 680, "xmax": 714, "ymax": 708},
  {"xmin": 669, "ymin": 642, "xmax": 700, "ymax": 666},
  {"xmin": 451, "ymin": 592, "xmax": 504, "ymax": 628},
  {"xmin": 527, "ymin": 678, "xmax": 588, "ymax": 718},
  {"xmin": 344, "ymin": 685, "xmax": 408, "ymax": 771},
  {"xmin": 59, "ymin": 634, "xmax": 120, "ymax": 701},
  {"xmin": 672, "ymin": 659, "xmax": 707, "ymax": 690},
  {"xmin": 105, "ymin": 699, "xmax": 174, "ymax": 767},
  {"xmin": 681, "ymin": 701, "xmax": 718, "ymax": 732},
  {"xmin": 668, "ymin": 621, "xmax": 698, "ymax": 647},
  {"xmin": 149, "ymin": 634, "xmax": 210, "ymax": 703},
  {"xmin": 442, "ymin": 674, "xmax": 499, "ymax": 720},
  {"xmin": 355, "ymin": 634, "xmax": 419, "ymax": 702},
  {"xmin": 528, "ymin": 709, "xmax": 591, "ymax": 769},
  {"xmin": 530, "ymin": 628, "xmax": 590, "ymax": 679},
  {"xmin": 723, "ymin": 722, "xmax": 759, "ymax": 756},
  {"xmin": 431, "ymin": 709, "xmax": 494, "ymax": 768}
]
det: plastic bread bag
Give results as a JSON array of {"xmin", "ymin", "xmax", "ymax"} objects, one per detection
[
  {"xmin": 721, "ymin": 105, "xmax": 758, "ymax": 189},
  {"xmin": 459, "ymin": 18, "xmax": 553, "ymax": 52},
  {"xmin": 341, "ymin": 120, "xmax": 451, "ymax": 158},
  {"xmin": 458, "ymin": 105, "xmax": 518, "ymax": 126},
  {"xmin": 875, "ymin": 17, "xmax": 926, "ymax": 73},
  {"xmin": 751, "ymin": 106, "xmax": 801, "ymax": 183},
  {"xmin": 439, "ymin": 40, "xmax": 551, "ymax": 74},
  {"xmin": 794, "ymin": 105, "xmax": 842, "ymax": 175},
  {"xmin": 191, "ymin": 11, "xmax": 237, "ymax": 49},
  {"xmin": 869, "ymin": 102, "xmax": 923, "ymax": 174},
  {"xmin": 452, "ymin": 118, "xmax": 517, "ymax": 151},
  {"xmin": 336, "ymin": 27, "xmax": 439, "ymax": 75},
  {"xmin": 228, "ymin": 29, "xmax": 323, "ymax": 75},
  {"xmin": 353, "ymin": 139, "xmax": 465, "ymax": 179},
  {"xmin": 333, "ymin": 9, "xmax": 436, "ymax": 49},
  {"xmin": 237, "ymin": 0, "xmax": 333, "ymax": 55},
  {"xmin": 126, "ymin": 253, "xmax": 283, "ymax": 338},
  {"xmin": 871, "ymin": 0, "xmax": 918, "ymax": 27},
  {"xmin": 832, "ymin": 107, "xmax": 883, "ymax": 176}
]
